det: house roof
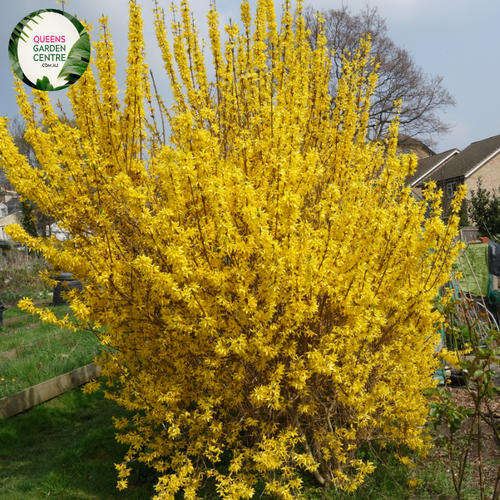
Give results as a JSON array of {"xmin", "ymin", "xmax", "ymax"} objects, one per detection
[
  {"xmin": 423, "ymin": 134, "xmax": 500, "ymax": 184},
  {"xmin": 5, "ymin": 197, "xmax": 20, "ymax": 214},
  {"xmin": 410, "ymin": 148, "xmax": 460, "ymax": 187},
  {"xmin": 398, "ymin": 134, "xmax": 435, "ymax": 157}
]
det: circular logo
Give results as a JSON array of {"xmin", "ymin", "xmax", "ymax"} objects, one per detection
[{"xmin": 8, "ymin": 9, "xmax": 90, "ymax": 91}]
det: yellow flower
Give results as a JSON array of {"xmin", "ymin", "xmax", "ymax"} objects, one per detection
[{"xmin": 0, "ymin": 0, "xmax": 462, "ymax": 497}]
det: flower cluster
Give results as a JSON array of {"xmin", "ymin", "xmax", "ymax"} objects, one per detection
[{"xmin": 0, "ymin": 1, "xmax": 464, "ymax": 499}]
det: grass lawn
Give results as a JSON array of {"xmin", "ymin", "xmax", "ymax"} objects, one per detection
[
  {"xmin": 0, "ymin": 383, "xmax": 468, "ymax": 500},
  {"xmin": 0, "ymin": 306, "xmax": 100, "ymax": 398},
  {"xmin": 0, "ymin": 303, "xmax": 157, "ymax": 499},
  {"xmin": 0, "ymin": 386, "xmax": 158, "ymax": 499},
  {"xmin": 0, "ymin": 383, "xmax": 412, "ymax": 500}
]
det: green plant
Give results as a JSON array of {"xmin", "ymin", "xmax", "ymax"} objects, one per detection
[
  {"xmin": 20, "ymin": 199, "xmax": 38, "ymax": 238},
  {"xmin": 426, "ymin": 386, "xmax": 474, "ymax": 498},
  {"xmin": 432, "ymin": 293, "xmax": 500, "ymax": 500},
  {"xmin": 459, "ymin": 198, "xmax": 470, "ymax": 227},
  {"xmin": 446, "ymin": 324, "xmax": 472, "ymax": 351},
  {"xmin": 0, "ymin": 261, "xmax": 52, "ymax": 303},
  {"xmin": 468, "ymin": 177, "xmax": 500, "ymax": 238}
]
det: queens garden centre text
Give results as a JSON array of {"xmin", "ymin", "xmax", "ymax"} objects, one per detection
[
  {"xmin": 33, "ymin": 44, "xmax": 66, "ymax": 62},
  {"xmin": 32, "ymin": 35, "xmax": 67, "ymax": 62}
]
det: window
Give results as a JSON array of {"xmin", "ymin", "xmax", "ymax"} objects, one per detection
[
  {"xmin": 0, "ymin": 207, "xmax": 6, "ymax": 218},
  {"xmin": 447, "ymin": 182, "xmax": 458, "ymax": 198}
]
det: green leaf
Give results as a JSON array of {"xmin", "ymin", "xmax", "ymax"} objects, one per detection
[
  {"xmin": 67, "ymin": 34, "xmax": 90, "ymax": 61},
  {"xmin": 8, "ymin": 11, "xmax": 49, "ymax": 84},
  {"xmin": 18, "ymin": 18, "xmax": 36, "ymax": 32},
  {"xmin": 476, "ymin": 347, "xmax": 490, "ymax": 360},
  {"xmin": 58, "ymin": 34, "xmax": 90, "ymax": 81},
  {"xmin": 52, "ymin": 83, "xmax": 71, "ymax": 91},
  {"xmin": 8, "ymin": 38, "xmax": 24, "ymax": 81},
  {"xmin": 36, "ymin": 76, "xmax": 54, "ymax": 91},
  {"xmin": 429, "ymin": 407, "xmax": 438, "ymax": 419},
  {"xmin": 10, "ymin": 60, "xmax": 24, "ymax": 81},
  {"xmin": 66, "ymin": 15, "xmax": 87, "ymax": 36},
  {"xmin": 26, "ymin": 10, "xmax": 47, "ymax": 22},
  {"xmin": 58, "ymin": 58, "xmax": 89, "ymax": 79}
]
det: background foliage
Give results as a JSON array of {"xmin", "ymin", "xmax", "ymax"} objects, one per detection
[{"xmin": 468, "ymin": 177, "xmax": 500, "ymax": 239}]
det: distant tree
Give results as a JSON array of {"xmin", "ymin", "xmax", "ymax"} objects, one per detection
[
  {"xmin": 9, "ymin": 116, "xmax": 40, "ymax": 168},
  {"xmin": 304, "ymin": 4, "xmax": 455, "ymax": 148},
  {"xmin": 458, "ymin": 200, "xmax": 469, "ymax": 227},
  {"xmin": 468, "ymin": 178, "xmax": 500, "ymax": 238},
  {"xmin": 20, "ymin": 199, "xmax": 38, "ymax": 238},
  {"xmin": 0, "ymin": 161, "xmax": 9, "ymax": 188},
  {"xmin": 1, "ymin": 116, "xmax": 38, "ymax": 189}
]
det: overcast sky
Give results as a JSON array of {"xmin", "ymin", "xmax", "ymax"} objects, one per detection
[{"xmin": 1, "ymin": 0, "xmax": 498, "ymax": 154}]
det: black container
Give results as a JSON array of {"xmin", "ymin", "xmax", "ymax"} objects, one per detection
[
  {"xmin": 0, "ymin": 301, "xmax": 6, "ymax": 327},
  {"xmin": 52, "ymin": 272, "xmax": 83, "ymax": 306}
]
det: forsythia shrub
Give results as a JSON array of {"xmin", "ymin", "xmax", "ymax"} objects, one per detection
[{"xmin": 0, "ymin": 0, "xmax": 464, "ymax": 498}]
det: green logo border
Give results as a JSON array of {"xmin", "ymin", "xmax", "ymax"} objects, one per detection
[{"xmin": 8, "ymin": 9, "xmax": 90, "ymax": 91}]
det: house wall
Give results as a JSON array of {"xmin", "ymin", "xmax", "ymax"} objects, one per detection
[
  {"xmin": 396, "ymin": 144, "xmax": 433, "ymax": 161},
  {"xmin": 0, "ymin": 212, "xmax": 22, "ymax": 240},
  {"xmin": 435, "ymin": 175, "xmax": 464, "ymax": 217},
  {"xmin": 466, "ymin": 152, "xmax": 500, "ymax": 197},
  {"xmin": 411, "ymin": 186, "xmax": 423, "ymax": 198},
  {"xmin": 0, "ymin": 190, "xmax": 17, "ymax": 203}
]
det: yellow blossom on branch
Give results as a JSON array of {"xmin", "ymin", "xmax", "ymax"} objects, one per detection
[{"xmin": 0, "ymin": 0, "xmax": 464, "ymax": 498}]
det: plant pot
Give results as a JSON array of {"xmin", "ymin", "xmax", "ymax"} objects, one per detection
[{"xmin": 52, "ymin": 272, "xmax": 83, "ymax": 306}]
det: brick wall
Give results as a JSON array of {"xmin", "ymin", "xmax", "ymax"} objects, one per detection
[{"xmin": 466, "ymin": 151, "xmax": 500, "ymax": 197}]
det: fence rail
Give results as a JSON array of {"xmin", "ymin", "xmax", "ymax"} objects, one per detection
[{"xmin": 0, "ymin": 363, "xmax": 102, "ymax": 419}]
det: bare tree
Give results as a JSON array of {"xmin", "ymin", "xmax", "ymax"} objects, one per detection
[
  {"xmin": 9, "ymin": 116, "xmax": 40, "ymax": 168},
  {"xmin": 304, "ymin": 4, "xmax": 456, "ymax": 148}
]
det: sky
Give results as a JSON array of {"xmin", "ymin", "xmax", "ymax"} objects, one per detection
[{"xmin": 1, "ymin": 0, "xmax": 499, "ymax": 155}]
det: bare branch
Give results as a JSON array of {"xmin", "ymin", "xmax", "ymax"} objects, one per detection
[{"xmin": 304, "ymin": 4, "xmax": 456, "ymax": 148}]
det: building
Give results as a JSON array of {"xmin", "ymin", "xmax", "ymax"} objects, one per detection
[
  {"xmin": 397, "ymin": 134, "xmax": 435, "ymax": 160},
  {"xmin": 0, "ymin": 189, "xmax": 21, "ymax": 243},
  {"xmin": 414, "ymin": 134, "xmax": 500, "ymax": 215},
  {"xmin": 407, "ymin": 148, "xmax": 460, "ymax": 198}
]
